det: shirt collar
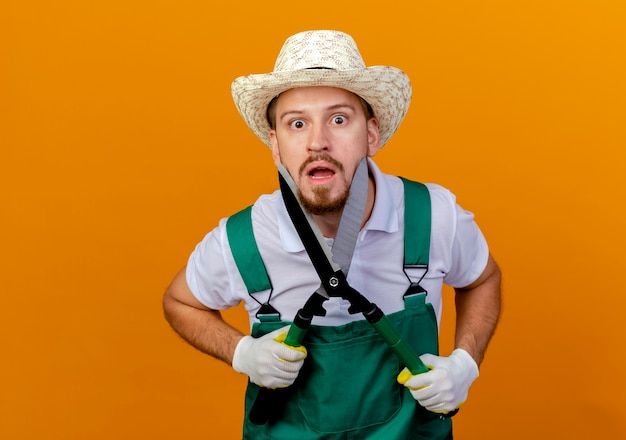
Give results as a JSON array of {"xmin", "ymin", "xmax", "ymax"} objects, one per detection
[
  {"xmin": 363, "ymin": 159, "xmax": 399, "ymax": 235},
  {"xmin": 277, "ymin": 158, "xmax": 399, "ymax": 253}
]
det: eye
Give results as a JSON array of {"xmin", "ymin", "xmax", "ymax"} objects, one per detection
[
  {"xmin": 332, "ymin": 115, "xmax": 347, "ymax": 125},
  {"xmin": 289, "ymin": 119, "xmax": 305, "ymax": 129}
]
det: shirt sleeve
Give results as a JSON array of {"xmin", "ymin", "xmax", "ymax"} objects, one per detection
[
  {"xmin": 445, "ymin": 203, "xmax": 490, "ymax": 288},
  {"xmin": 427, "ymin": 184, "xmax": 489, "ymax": 288},
  {"xmin": 185, "ymin": 218, "xmax": 243, "ymax": 310}
]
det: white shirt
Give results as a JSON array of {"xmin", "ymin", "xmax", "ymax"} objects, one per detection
[{"xmin": 187, "ymin": 160, "xmax": 489, "ymax": 330}]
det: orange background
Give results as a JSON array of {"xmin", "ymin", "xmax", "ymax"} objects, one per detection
[{"xmin": 2, "ymin": 1, "xmax": 625, "ymax": 438}]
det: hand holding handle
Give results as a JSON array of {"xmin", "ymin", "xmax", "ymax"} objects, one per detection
[{"xmin": 248, "ymin": 324, "xmax": 308, "ymax": 425}]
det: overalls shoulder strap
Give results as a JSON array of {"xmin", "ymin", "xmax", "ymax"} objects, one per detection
[
  {"xmin": 225, "ymin": 177, "xmax": 431, "ymax": 302},
  {"xmin": 226, "ymin": 205, "xmax": 271, "ymax": 294},
  {"xmin": 399, "ymin": 177, "xmax": 431, "ymax": 267},
  {"xmin": 226, "ymin": 206, "xmax": 280, "ymax": 321},
  {"xmin": 399, "ymin": 178, "xmax": 432, "ymax": 308}
]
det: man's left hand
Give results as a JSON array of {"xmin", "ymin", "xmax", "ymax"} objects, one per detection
[{"xmin": 397, "ymin": 348, "xmax": 479, "ymax": 413}]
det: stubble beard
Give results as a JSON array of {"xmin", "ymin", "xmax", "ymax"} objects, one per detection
[
  {"xmin": 297, "ymin": 154, "xmax": 349, "ymax": 215},
  {"xmin": 299, "ymin": 185, "xmax": 350, "ymax": 215}
]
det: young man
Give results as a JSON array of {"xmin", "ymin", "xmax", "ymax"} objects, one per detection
[{"xmin": 163, "ymin": 30, "xmax": 501, "ymax": 439}]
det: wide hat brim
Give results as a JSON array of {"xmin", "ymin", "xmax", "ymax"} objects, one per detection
[{"xmin": 231, "ymin": 66, "xmax": 412, "ymax": 148}]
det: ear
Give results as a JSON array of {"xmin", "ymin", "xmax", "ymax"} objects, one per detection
[
  {"xmin": 366, "ymin": 118, "xmax": 381, "ymax": 157},
  {"xmin": 270, "ymin": 130, "xmax": 281, "ymax": 166}
]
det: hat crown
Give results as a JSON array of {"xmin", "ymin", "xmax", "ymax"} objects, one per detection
[{"xmin": 273, "ymin": 30, "xmax": 367, "ymax": 72}]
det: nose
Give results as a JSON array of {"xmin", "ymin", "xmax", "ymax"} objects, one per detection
[{"xmin": 307, "ymin": 124, "xmax": 330, "ymax": 153}]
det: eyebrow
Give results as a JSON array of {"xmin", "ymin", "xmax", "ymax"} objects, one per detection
[{"xmin": 278, "ymin": 103, "xmax": 358, "ymax": 123}]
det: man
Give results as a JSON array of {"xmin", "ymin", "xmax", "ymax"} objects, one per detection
[{"xmin": 163, "ymin": 30, "xmax": 501, "ymax": 439}]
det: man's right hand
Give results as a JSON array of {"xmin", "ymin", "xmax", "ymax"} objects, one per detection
[{"xmin": 232, "ymin": 326, "xmax": 307, "ymax": 389}]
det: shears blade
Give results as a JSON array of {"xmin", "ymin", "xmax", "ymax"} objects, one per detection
[{"xmin": 331, "ymin": 157, "xmax": 369, "ymax": 276}]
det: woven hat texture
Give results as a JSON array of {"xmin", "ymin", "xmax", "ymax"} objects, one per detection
[{"xmin": 231, "ymin": 30, "xmax": 412, "ymax": 148}]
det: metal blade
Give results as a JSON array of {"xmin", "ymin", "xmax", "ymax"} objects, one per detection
[
  {"xmin": 332, "ymin": 157, "xmax": 369, "ymax": 275},
  {"xmin": 277, "ymin": 164, "xmax": 340, "ymax": 271}
]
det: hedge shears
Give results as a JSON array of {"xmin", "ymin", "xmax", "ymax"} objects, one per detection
[{"xmin": 249, "ymin": 158, "xmax": 453, "ymax": 425}]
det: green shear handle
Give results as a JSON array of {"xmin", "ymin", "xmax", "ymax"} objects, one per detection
[
  {"xmin": 366, "ymin": 307, "xmax": 459, "ymax": 418},
  {"xmin": 366, "ymin": 309, "xmax": 430, "ymax": 375},
  {"xmin": 248, "ymin": 307, "xmax": 315, "ymax": 425}
]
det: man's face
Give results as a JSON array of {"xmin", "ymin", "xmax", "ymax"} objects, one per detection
[{"xmin": 269, "ymin": 86, "xmax": 380, "ymax": 215}]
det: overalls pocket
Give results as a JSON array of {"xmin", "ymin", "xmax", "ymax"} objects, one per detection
[{"xmin": 296, "ymin": 324, "xmax": 402, "ymax": 434}]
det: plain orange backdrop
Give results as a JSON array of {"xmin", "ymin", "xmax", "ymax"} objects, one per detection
[{"xmin": 1, "ymin": 1, "xmax": 625, "ymax": 439}]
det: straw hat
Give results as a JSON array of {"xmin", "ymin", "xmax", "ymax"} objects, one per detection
[{"xmin": 231, "ymin": 30, "xmax": 412, "ymax": 148}]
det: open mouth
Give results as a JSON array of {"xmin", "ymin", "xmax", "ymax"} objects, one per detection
[{"xmin": 307, "ymin": 167, "xmax": 336, "ymax": 180}]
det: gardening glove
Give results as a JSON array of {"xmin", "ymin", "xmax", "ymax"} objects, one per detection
[
  {"xmin": 397, "ymin": 348, "xmax": 479, "ymax": 413},
  {"xmin": 232, "ymin": 326, "xmax": 307, "ymax": 389}
]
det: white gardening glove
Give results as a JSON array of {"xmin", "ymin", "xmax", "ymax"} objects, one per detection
[
  {"xmin": 232, "ymin": 326, "xmax": 307, "ymax": 389},
  {"xmin": 397, "ymin": 348, "xmax": 479, "ymax": 413}
]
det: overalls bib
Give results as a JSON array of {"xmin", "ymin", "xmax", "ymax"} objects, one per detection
[{"xmin": 227, "ymin": 178, "xmax": 452, "ymax": 439}]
